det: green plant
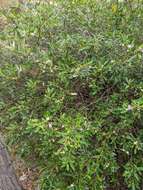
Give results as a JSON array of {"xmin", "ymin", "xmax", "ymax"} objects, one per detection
[{"xmin": 0, "ymin": 0, "xmax": 143, "ymax": 189}]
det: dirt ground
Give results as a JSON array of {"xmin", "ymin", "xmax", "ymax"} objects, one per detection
[{"xmin": 10, "ymin": 143, "xmax": 40, "ymax": 190}]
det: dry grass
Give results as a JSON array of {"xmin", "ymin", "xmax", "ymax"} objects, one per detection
[
  {"xmin": 0, "ymin": 0, "xmax": 50, "ymax": 8},
  {"xmin": 0, "ymin": 0, "xmax": 19, "ymax": 8}
]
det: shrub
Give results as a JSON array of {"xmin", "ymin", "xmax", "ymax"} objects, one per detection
[{"xmin": 0, "ymin": 1, "xmax": 143, "ymax": 189}]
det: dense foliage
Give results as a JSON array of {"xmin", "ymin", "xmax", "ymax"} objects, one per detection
[{"xmin": 0, "ymin": 0, "xmax": 143, "ymax": 189}]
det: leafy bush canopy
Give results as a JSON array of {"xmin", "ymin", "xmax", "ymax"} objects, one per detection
[{"xmin": 0, "ymin": 0, "xmax": 143, "ymax": 189}]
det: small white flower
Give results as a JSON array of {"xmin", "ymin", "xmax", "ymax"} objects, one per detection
[
  {"xmin": 49, "ymin": 123, "xmax": 52, "ymax": 128},
  {"xmin": 122, "ymin": 149, "xmax": 129, "ymax": 155},
  {"xmin": 45, "ymin": 117, "xmax": 50, "ymax": 121},
  {"xmin": 105, "ymin": 163, "xmax": 110, "ymax": 168},
  {"xmin": 139, "ymin": 48, "xmax": 143, "ymax": 53},
  {"xmin": 127, "ymin": 105, "xmax": 133, "ymax": 111},
  {"xmin": 70, "ymin": 184, "xmax": 74, "ymax": 187},
  {"xmin": 70, "ymin": 92, "xmax": 77, "ymax": 96},
  {"xmin": 127, "ymin": 44, "xmax": 134, "ymax": 49},
  {"xmin": 49, "ymin": 1, "xmax": 58, "ymax": 6},
  {"xmin": 133, "ymin": 141, "xmax": 138, "ymax": 145}
]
